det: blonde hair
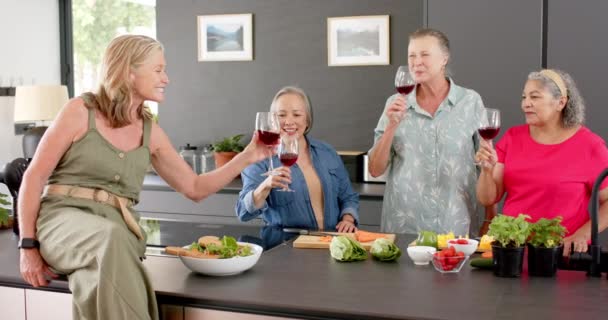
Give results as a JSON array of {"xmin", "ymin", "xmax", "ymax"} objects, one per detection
[{"xmin": 83, "ymin": 34, "xmax": 162, "ymax": 128}]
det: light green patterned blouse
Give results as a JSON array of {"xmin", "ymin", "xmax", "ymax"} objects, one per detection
[{"xmin": 373, "ymin": 78, "xmax": 484, "ymax": 236}]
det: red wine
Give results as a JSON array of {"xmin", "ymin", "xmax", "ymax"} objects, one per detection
[
  {"xmin": 279, "ymin": 153, "xmax": 298, "ymax": 167},
  {"xmin": 258, "ymin": 130, "xmax": 280, "ymax": 145},
  {"xmin": 478, "ymin": 127, "xmax": 500, "ymax": 140},
  {"xmin": 396, "ymin": 85, "xmax": 415, "ymax": 95}
]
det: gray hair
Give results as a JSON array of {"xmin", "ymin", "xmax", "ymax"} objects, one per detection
[
  {"xmin": 269, "ymin": 86, "xmax": 314, "ymax": 135},
  {"xmin": 527, "ymin": 69, "xmax": 585, "ymax": 127}
]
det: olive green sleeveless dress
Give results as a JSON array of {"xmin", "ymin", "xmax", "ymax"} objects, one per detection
[{"xmin": 36, "ymin": 104, "xmax": 158, "ymax": 320}]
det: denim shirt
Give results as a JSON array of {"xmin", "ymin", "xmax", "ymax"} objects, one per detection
[
  {"xmin": 236, "ymin": 137, "xmax": 359, "ymax": 230},
  {"xmin": 372, "ymin": 78, "xmax": 484, "ymax": 236}
]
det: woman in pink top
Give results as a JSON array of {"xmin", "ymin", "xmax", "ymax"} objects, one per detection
[{"xmin": 476, "ymin": 69, "xmax": 608, "ymax": 257}]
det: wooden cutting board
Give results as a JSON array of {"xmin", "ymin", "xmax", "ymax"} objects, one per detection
[{"xmin": 293, "ymin": 232, "xmax": 396, "ymax": 250}]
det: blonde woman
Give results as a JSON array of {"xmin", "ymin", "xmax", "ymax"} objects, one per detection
[
  {"xmin": 18, "ymin": 35, "xmax": 272, "ymax": 320},
  {"xmin": 236, "ymin": 86, "xmax": 359, "ymax": 232}
]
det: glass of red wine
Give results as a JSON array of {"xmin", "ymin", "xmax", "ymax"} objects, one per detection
[
  {"xmin": 395, "ymin": 65, "xmax": 415, "ymax": 96},
  {"xmin": 256, "ymin": 112, "xmax": 281, "ymax": 175},
  {"xmin": 393, "ymin": 66, "xmax": 415, "ymax": 122},
  {"xmin": 277, "ymin": 135, "xmax": 298, "ymax": 192},
  {"xmin": 476, "ymin": 108, "xmax": 501, "ymax": 167}
]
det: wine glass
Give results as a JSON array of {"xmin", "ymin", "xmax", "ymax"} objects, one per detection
[
  {"xmin": 395, "ymin": 65, "xmax": 415, "ymax": 96},
  {"xmin": 476, "ymin": 108, "xmax": 501, "ymax": 167},
  {"xmin": 393, "ymin": 66, "xmax": 415, "ymax": 122},
  {"xmin": 256, "ymin": 112, "xmax": 281, "ymax": 175},
  {"xmin": 277, "ymin": 135, "xmax": 299, "ymax": 192}
]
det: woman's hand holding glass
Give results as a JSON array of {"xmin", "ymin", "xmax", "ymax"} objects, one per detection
[
  {"xmin": 242, "ymin": 131, "xmax": 277, "ymax": 165},
  {"xmin": 385, "ymin": 95, "xmax": 407, "ymax": 128},
  {"xmin": 475, "ymin": 108, "xmax": 501, "ymax": 168},
  {"xmin": 260, "ymin": 166, "xmax": 292, "ymax": 191},
  {"xmin": 389, "ymin": 65, "xmax": 414, "ymax": 124},
  {"xmin": 475, "ymin": 139, "xmax": 498, "ymax": 171}
]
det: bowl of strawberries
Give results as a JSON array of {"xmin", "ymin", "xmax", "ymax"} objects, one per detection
[
  {"xmin": 446, "ymin": 238, "xmax": 479, "ymax": 256},
  {"xmin": 431, "ymin": 246, "xmax": 468, "ymax": 273}
]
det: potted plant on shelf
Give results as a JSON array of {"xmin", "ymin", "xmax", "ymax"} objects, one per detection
[
  {"xmin": 487, "ymin": 214, "xmax": 531, "ymax": 277},
  {"xmin": 527, "ymin": 217, "xmax": 567, "ymax": 277},
  {"xmin": 212, "ymin": 134, "xmax": 245, "ymax": 168},
  {"xmin": 0, "ymin": 192, "xmax": 12, "ymax": 229}
]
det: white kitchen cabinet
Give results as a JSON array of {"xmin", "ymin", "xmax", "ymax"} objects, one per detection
[
  {"xmin": 185, "ymin": 307, "xmax": 299, "ymax": 320},
  {"xmin": 25, "ymin": 289, "xmax": 72, "ymax": 320},
  {"xmin": 0, "ymin": 286, "xmax": 25, "ymax": 320}
]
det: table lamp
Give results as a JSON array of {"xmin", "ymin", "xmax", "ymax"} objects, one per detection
[{"xmin": 13, "ymin": 85, "xmax": 68, "ymax": 160}]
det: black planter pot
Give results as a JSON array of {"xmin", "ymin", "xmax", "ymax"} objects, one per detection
[
  {"xmin": 527, "ymin": 244, "xmax": 563, "ymax": 277},
  {"xmin": 492, "ymin": 245, "xmax": 525, "ymax": 277}
]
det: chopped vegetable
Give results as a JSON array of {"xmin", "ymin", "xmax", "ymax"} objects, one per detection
[
  {"xmin": 319, "ymin": 236, "xmax": 333, "ymax": 242},
  {"xmin": 330, "ymin": 236, "xmax": 368, "ymax": 262},
  {"xmin": 370, "ymin": 238, "xmax": 402, "ymax": 262},
  {"xmin": 478, "ymin": 235, "xmax": 494, "ymax": 251},
  {"xmin": 481, "ymin": 251, "xmax": 493, "ymax": 259},
  {"xmin": 355, "ymin": 230, "xmax": 388, "ymax": 242},
  {"xmin": 189, "ymin": 235, "xmax": 253, "ymax": 259}
]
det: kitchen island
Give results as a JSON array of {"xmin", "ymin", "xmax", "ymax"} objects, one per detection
[
  {"xmin": 138, "ymin": 173, "xmax": 386, "ymax": 227},
  {"xmin": 1, "ymin": 224, "xmax": 608, "ymax": 320}
]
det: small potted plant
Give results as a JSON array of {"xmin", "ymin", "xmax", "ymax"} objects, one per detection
[
  {"xmin": 0, "ymin": 192, "xmax": 12, "ymax": 229},
  {"xmin": 487, "ymin": 214, "xmax": 531, "ymax": 277},
  {"xmin": 212, "ymin": 134, "xmax": 245, "ymax": 168},
  {"xmin": 527, "ymin": 217, "xmax": 567, "ymax": 277}
]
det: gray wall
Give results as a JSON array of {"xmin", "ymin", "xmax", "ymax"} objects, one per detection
[
  {"xmin": 157, "ymin": 0, "xmax": 424, "ymax": 151},
  {"xmin": 547, "ymin": 0, "xmax": 608, "ymax": 141},
  {"xmin": 427, "ymin": 0, "xmax": 543, "ymax": 141}
]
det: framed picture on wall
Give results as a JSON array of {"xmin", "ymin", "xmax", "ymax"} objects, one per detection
[
  {"xmin": 327, "ymin": 15, "xmax": 390, "ymax": 66},
  {"xmin": 197, "ymin": 13, "xmax": 253, "ymax": 61}
]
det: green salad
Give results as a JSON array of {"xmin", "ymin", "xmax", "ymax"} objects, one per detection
[{"xmin": 190, "ymin": 236, "xmax": 253, "ymax": 258}]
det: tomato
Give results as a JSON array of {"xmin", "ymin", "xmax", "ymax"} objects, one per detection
[
  {"xmin": 447, "ymin": 246, "xmax": 456, "ymax": 256},
  {"xmin": 447, "ymin": 257, "xmax": 460, "ymax": 265},
  {"xmin": 456, "ymin": 239, "xmax": 469, "ymax": 245}
]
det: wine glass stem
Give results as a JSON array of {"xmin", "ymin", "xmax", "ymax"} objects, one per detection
[{"xmin": 268, "ymin": 156, "xmax": 274, "ymax": 173}]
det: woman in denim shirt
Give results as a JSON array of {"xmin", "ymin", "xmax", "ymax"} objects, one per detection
[{"xmin": 236, "ymin": 86, "xmax": 359, "ymax": 232}]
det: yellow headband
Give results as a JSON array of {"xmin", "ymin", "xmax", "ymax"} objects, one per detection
[{"xmin": 540, "ymin": 69, "xmax": 568, "ymax": 98}]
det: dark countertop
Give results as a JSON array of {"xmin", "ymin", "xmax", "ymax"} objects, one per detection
[
  {"xmin": 2, "ymin": 226, "xmax": 608, "ymax": 320},
  {"xmin": 143, "ymin": 173, "xmax": 386, "ymax": 199}
]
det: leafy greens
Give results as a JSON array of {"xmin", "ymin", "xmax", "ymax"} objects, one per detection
[
  {"xmin": 330, "ymin": 236, "xmax": 368, "ymax": 262},
  {"xmin": 370, "ymin": 238, "xmax": 402, "ymax": 261}
]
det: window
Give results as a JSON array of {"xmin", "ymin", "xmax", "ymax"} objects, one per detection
[{"xmin": 60, "ymin": 0, "xmax": 157, "ymax": 113}]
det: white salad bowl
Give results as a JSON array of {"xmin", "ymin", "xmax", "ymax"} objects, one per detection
[
  {"xmin": 407, "ymin": 246, "xmax": 436, "ymax": 265},
  {"xmin": 179, "ymin": 242, "xmax": 263, "ymax": 276},
  {"xmin": 446, "ymin": 239, "xmax": 479, "ymax": 256}
]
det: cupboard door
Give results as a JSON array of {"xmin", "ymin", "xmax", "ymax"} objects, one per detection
[
  {"xmin": 25, "ymin": 289, "xmax": 72, "ymax": 320},
  {"xmin": 0, "ymin": 286, "xmax": 25, "ymax": 320},
  {"xmin": 185, "ymin": 307, "xmax": 299, "ymax": 320},
  {"xmin": 160, "ymin": 304, "xmax": 184, "ymax": 320}
]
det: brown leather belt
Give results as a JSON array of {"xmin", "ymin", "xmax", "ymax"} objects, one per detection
[{"xmin": 43, "ymin": 184, "xmax": 144, "ymax": 240}]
